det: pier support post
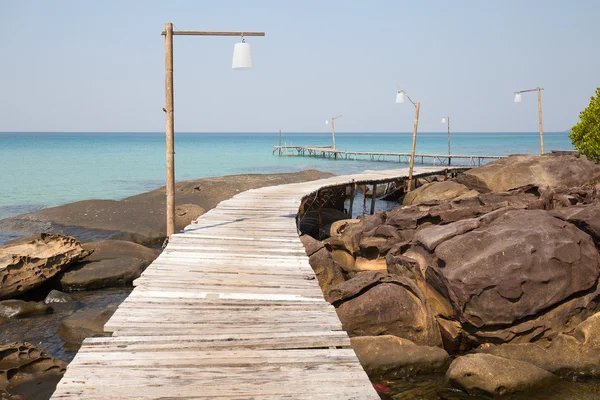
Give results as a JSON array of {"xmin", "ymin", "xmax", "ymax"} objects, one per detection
[
  {"xmin": 348, "ymin": 182, "xmax": 355, "ymax": 218},
  {"xmin": 370, "ymin": 184, "xmax": 377, "ymax": 215}
]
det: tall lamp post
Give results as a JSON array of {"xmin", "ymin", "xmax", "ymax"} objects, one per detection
[
  {"xmin": 514, "ymin": 87, "xmax": 545, "ymax": 154},
  {"xmin": 396, "ymin": 85, "xmax": 420, "ymax": 191},
  {"xmin": 326, "ymin": 115, "xmax": 342, "ymax": 149},
  {"xmin": 162, "ymin": 22, "xmax": 265, "ymax": 238},
  {"xmin": 441, "ymin": 116, "xmax": 450, "ymax": 164}
]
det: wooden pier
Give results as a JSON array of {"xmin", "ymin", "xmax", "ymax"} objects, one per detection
[
  {"xmin": 51, "ymin": 167, "xmax": 447, "ymax": 399},
  {"xmin": 273, "ymin": 145, "xmax": 503, "ymax": 166}
]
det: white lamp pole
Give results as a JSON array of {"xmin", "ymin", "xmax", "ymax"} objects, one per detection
[
  {"xmin": 442, "ymin": 117, "xmax": 450, "ymax": 163},
  {"xmin": 396, "ymin": 85, "xmax": 420, "ymax": 191},
  {"xmin": 162, "ymin": 23, "xmax": 265, "ymax": 238},
  {"xmin": 514, "ymin": 87, "xmax": 545, "ymax": 155}
]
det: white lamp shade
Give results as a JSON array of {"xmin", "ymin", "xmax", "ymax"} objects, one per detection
[
  {"xmin": 514, "ymin": 93, "xmax": 522, "ymax": 103},
  {"xmin": 232, "ymin": 42, "xmax": 253, "ymax": 69},
  {"xmin": 396, "ymin": 92, "xmax": 405, "ymax": 104},
  {"xmin": 325, "ymin": 120, "xmax": 329, "ymax": 124},
  {"xmin": 441, "ymin": 118, "xmax": 446, "ymax": 123}
]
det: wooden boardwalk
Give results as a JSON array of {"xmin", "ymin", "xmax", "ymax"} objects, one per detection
[
  {"xmin": 51, "ymin": 167, "xmax": 445, "ymax": 399},
  {"xmin": 273, "ymin": 145, "xmax": 503, "ymax": 166}
]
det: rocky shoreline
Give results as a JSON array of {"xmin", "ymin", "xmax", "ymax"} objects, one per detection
[{"xmin": 299, "ymin": 153, "xmax": 600, "ymax": 398}]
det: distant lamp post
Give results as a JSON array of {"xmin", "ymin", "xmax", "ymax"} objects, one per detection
[
  {"xmin": 328, "ymin": 115, "xmax": 342, "ymax": 149},
  {"xmin": 396, "ymin": 85, "xmax": 420, "ymax": 191},
  {"xmin": 162, "ymin": 22, "xmax": 265, "ymax": 238},
  {"xmin": 442, "ymin": 117, "xmax": 451, "ymax": 162},
  {"xmin": 514, "ymin": 87, "xmax": 545, "ymax": 154}
]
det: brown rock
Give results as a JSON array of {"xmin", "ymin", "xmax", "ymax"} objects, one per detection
[
  {"xmin": 329, "ymin": 219, "xmax": 360, "ymax": 237},
  {"xmin": 353, "ymin": 257, "xmax": 387, "ymax": 272},
  {"xmin": 403, "ymin": 180, "xmax": 471, "ymax": 205},
  {"xmin": 304, "ymin": 246, "xmax": 345, "ymax": 298},
  {"xmin": 350, "ymin": 335, "xmax": 449, "ymax": 378},
  {"xmin": 0, "ymin": 233, "xmax": 89, "ymax": 299},
  {"xmin": 58, "ymin": 306, "xmax": 117, "ymax": 351},
  {"xmin": 0, "ymin": 342, "xmax": 66, "ymax": 399},
  {"xmin": 330, "ymin": 272, "xmax": 442, "ymax": 346},
  {"xmin": 455, "ymin": 154, "xmax": 600, "ymax": 193},
  {"xmin": 427, "ymin": 210, "xmax": 600, "ymax": 332},
  {"xmin": 330, "ymin": 249, "xmax": 355, "ymax": 272},
  {"xmin": 447, "ymin": 353, "xmax": 556, "ymax": 397}
]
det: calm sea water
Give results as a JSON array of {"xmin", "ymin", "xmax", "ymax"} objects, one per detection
[{"xmin": 0, "ymin": 131, "xmax": 573, "ymax": 220}]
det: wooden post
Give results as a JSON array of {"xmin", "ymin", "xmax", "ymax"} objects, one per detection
[
  {"xmin": 165, "ymin": 22, "xmax": 176, "ymax": 238},
  {"xmin": 370, "ymin": 184, "xmax": 377, "ymax": 215},
  {"xmin": 348, "ymin": 182, "xmax": 355, "ymax": 218},
  {"xmin": 537, "ymin": 88, "xmax": 544, "ymax": 155},
  {"xmin": 407, "ymin": 102, "xmax": 420, "ymax": 191},
  {"xmin": 362, "ymin": 184, "xmax": 367, "ymax": 215},
  {"xmin": 331, "ymin": 117, "xmax": 336, "ymax": 150},
  {"xmin": 447, "ymin": 116, "xmax": 451, "ymax": 165}
]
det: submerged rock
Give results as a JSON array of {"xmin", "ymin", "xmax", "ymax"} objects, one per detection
[
  {"xmin": 0, "ymin": 233, "xmax": 89, "ymax": 299},
  {"xmin": 447, "ymin": 353, "xmax": 556, "ymax": 397},
  {"xmin": 44, "ymin": 290, "xmax": 73, "ymax": 304},
  {"xmin": 0, "ymin": 300, "xmax": 52, "ymax": 319},
  {"xmin": 350, "ymin": 335, "xmax": 449, "ymax": 378},
  {"xmin": 58, "ymin": 306, "xmax": 117, "ymax": 351}
]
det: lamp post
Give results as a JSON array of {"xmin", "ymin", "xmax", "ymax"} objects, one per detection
[
  {"xmin": 441, "ymin": 116, "xmax": 450, "ymax": 164},
  {"xmin": 514, "ymin": 87, "xmax": 545, "ymax": 154},
  {"xmin": 326, "ymin": 115, "xmax": 342, "ymax": 149},
  {"xmin": 162, "ymin": 22, "xmax": 265, "ymax": 238},
  {"xmin": 396, "ymin": 85, "xmax": 420, "ymax": 191}
]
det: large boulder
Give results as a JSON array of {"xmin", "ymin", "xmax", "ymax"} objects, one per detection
[
  {"xmin": 551, "ymin": 202, "xmax": 600, "ymax": 245},
  {"xmin": 421, "ymin": 209, "xmax": 600, "ymax": 344},
  {"xmin": 350, "ymin": 335, "xmax": 449, "ymax": 379},
  {"xmin": 329, "ymin": 271, "xmax": 442, "ymax": 346},
  {"xmin": 58, "ymin": 306, "xmax": 117, "ymax": 351},
  {"xmin": 479, "ymin": 312, "xmax": 600, "ymax": 377},
  {"xmin": 0, "ymin": 342, "xmax": 66, "ymax": 399},
  {"xmin": 59, "ymin": 240, "xmax": 159, "ymax": 291},
  {"xmin": 447, "ymin": 353, "xmax": 556, "ymax": 397},
  {"xmin": 0, "ymin": 300, "xmax": 52, "ymax": 319},
  {"xmin": 403, "ymin": 180, "xmax": 472, "ymax": 205},
  {"xmin": 455, "ymin": 154, "xmax": 600, "ymax": 193},
  {"xmin": 300, "ymin": 235, "xmax": 345, "ymax": 297},
  {"xmin": 0, "ymin": 233, "xmax": 89, "ymax": 299}
]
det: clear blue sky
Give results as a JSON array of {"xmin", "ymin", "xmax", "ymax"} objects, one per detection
[{"xmin": 1, "ymin": 0, "xmax": 598, "ymax": 133}]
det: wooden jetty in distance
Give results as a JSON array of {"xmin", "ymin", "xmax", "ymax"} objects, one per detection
[
  {"xmin": 273, "ymin": 145, "xmax": 503, "ymax": 167},
  {"xmin": 52, "ymin": 166, "xmax": 451, "ymax": 399}
]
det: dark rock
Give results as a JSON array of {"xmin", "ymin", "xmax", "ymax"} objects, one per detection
[
  {"xmin": 58, "ymin": 306, "xmax": 117, "ymax": 351},
  {"xmin": 447, "ymin": 353, "xmax": 556, "ymax": 397},
  {"xmin": 0, "ymin": 233, "xmax": 89, "ymax": 299},
  {"xmin": 0, "ymin": 300, "xmax": 52, "ymax": 319},
  {"xmin": 0, "ymin": 170, "xmax": 335, "ymax": 246},
  {"xmin": 301, "ymin": 238, "xmax": 345, "ymax": 297},
  {"xmin": 350, "ymin": 335, "xmax": 449, "ymax": 378},
  {"xmin": 455, "ymin": 154, "xmax": 600, "ymax": 193},
  {"xmin": 330, "ymin": 271, "xmax": 442, "ymax": 346},
  {"xmin": 403, "ymin": 180, "xmax": 472, "ymax": 205},
  {"xmin": 0, "ymin": 342, "xmax": 66, "ymax": 400},
  {"xmin": 44, "ymin": 290, "xmax": 72, "ymax": 304},
  {"xmin": 59, "ymin": 240, "xmax": 159, "ymax": 291},
  {"xmin": 425, "ymin": 210, "xmax": 600, "ymax": 342},
  {"xmin": 298, "ymin": 208, "xmax": 349, "ymax": 239},
  {"xmin": 551, "ymin": 202, "xmax": 600, "ymax": 246}
]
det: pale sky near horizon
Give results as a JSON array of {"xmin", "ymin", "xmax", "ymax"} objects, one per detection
[{"xmin": 1, "ymin": 1, "xmax": 598, "ymax": 133}]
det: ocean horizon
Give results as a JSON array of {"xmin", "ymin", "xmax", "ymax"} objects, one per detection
[{"xmin": 0, "ymin": 131, "xmax": 574, "ymax": 221}]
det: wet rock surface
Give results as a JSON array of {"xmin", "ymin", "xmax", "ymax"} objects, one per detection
[
  {"xmin": 58, "ymin": 306, "xmax": 118, "ymax": 351},
  {"xmin": 350, "ymin": 335, "xmax": 449, "ymax": 379},
  {"xmin": 0, "ymin": 233, "xmax": 89, "ymax": 299},
  {"xmin": 447, "ymin": 353, "xmax": 556, "ymax": 397},
  {"xmin": 0, "ymin": 300, "xmax": 52, "ymax": 319}
]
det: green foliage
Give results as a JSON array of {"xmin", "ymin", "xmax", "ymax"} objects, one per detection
[{"xmin": 570, "ymin": 87, "xmax": 600, "ymax": 162}]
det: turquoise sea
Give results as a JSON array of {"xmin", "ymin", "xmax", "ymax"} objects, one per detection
[{"xmin": 0, "ymin": 131, "xmax": 573, "ymax": 221}]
